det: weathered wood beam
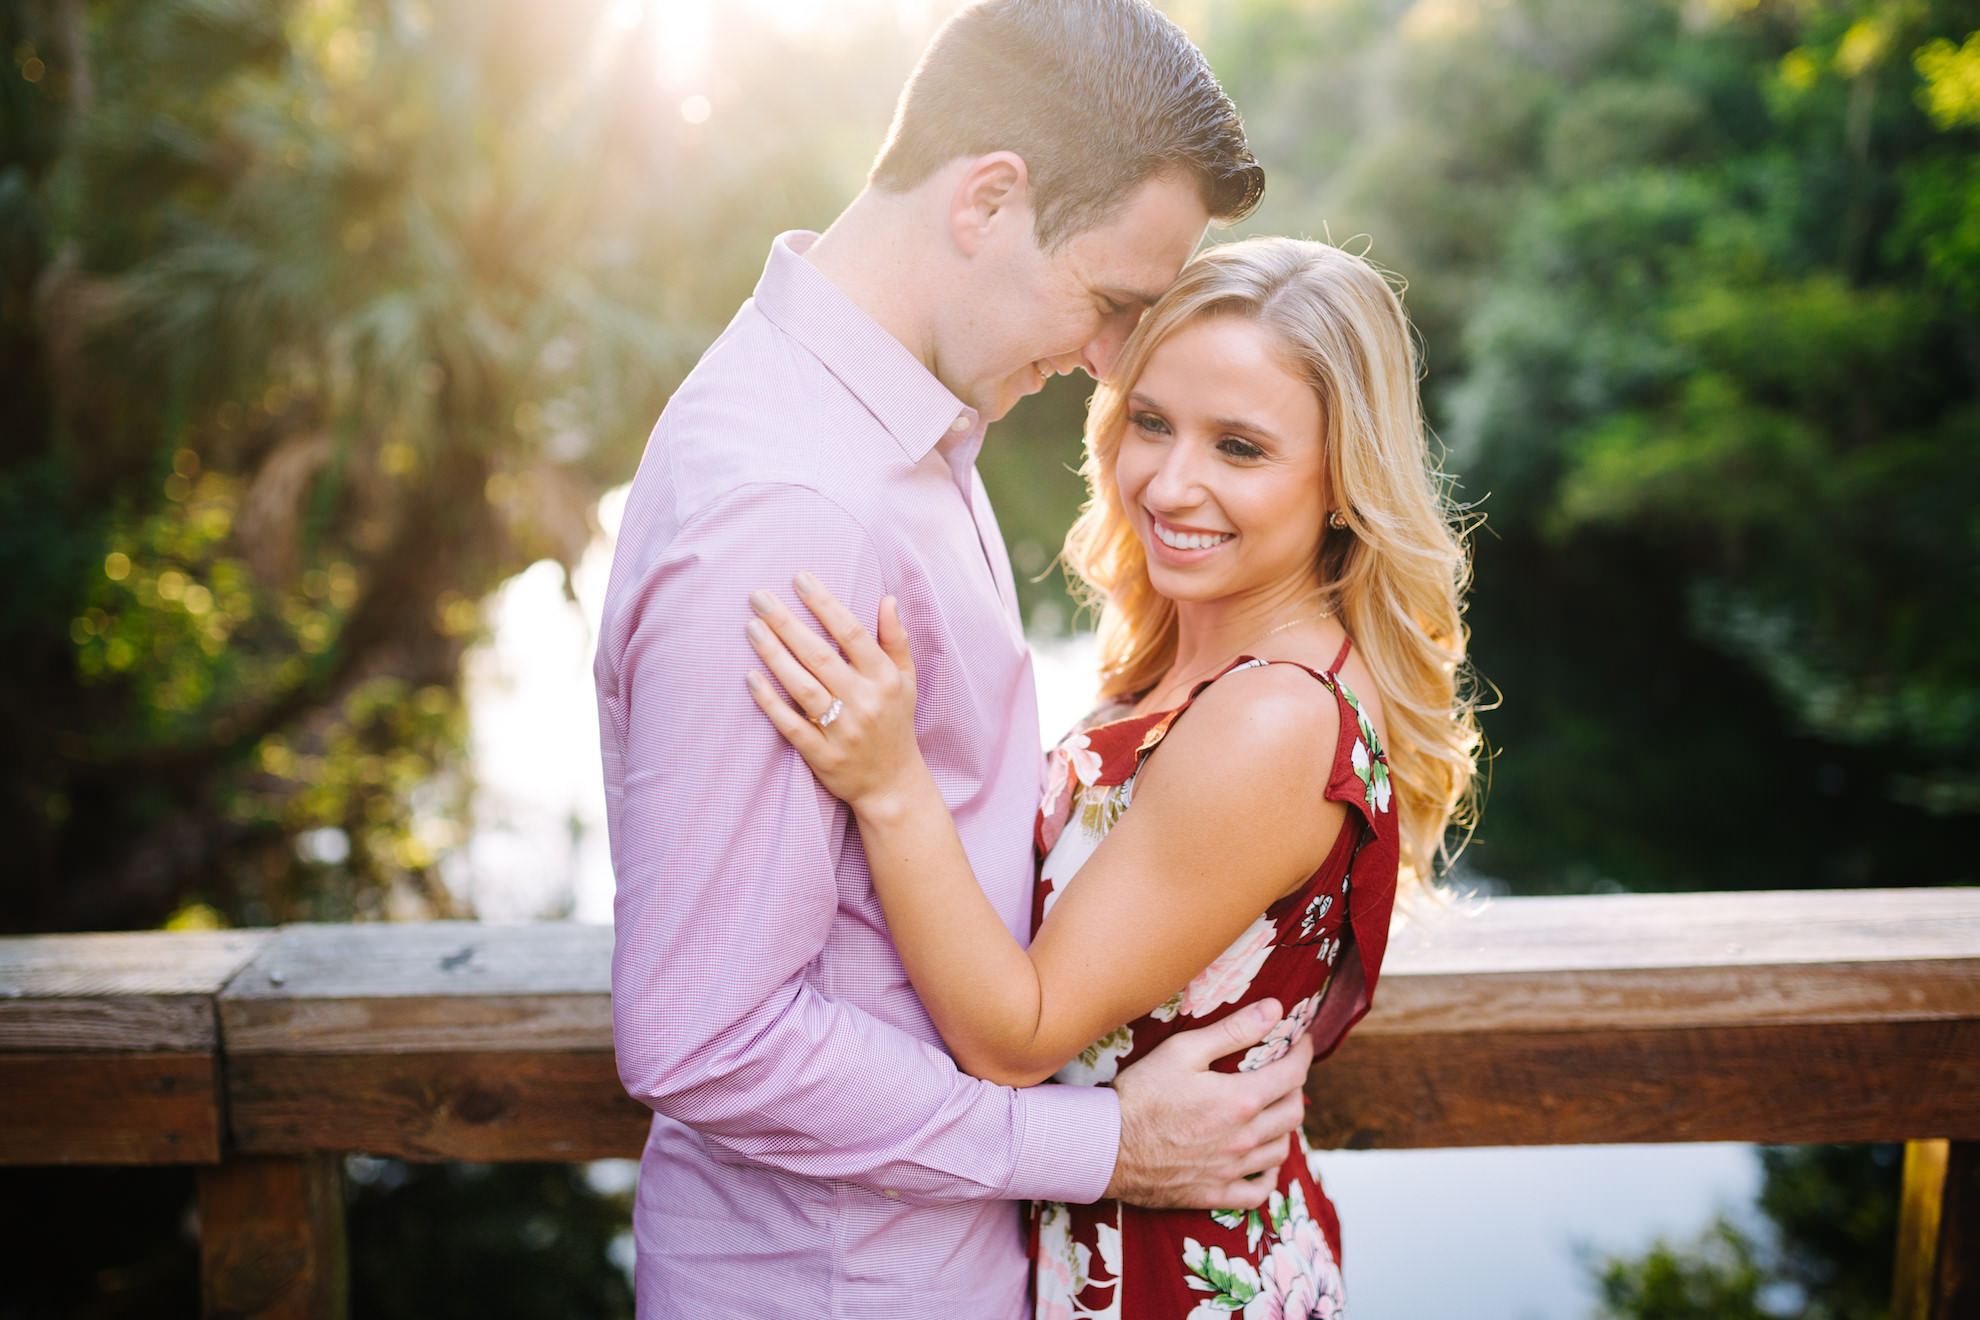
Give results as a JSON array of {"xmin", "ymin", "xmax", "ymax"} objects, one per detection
[
  {"xmin": 228, "ymin": 1051, "xmax": 644, "ymax": 1162},
  {"xmin": 197, "ymin": 1154, "xmax": 347, "ymax": 1320},
  {"xmin": 4, "ymin": 890, "xmax": 1978, "ymax": 1164},
  {"xmin": 1896, "ymin": 1140, "xmax": 1950, "ymax": 1320},
  {"xmin": 1894, "ymin": 1139, "xmax": 1980, "ymax": 1320},
  {"xmin": 218, "ymin": 922, "xmax": 634, "ymax": 1160},
  {"xmin": 1306, "ymin": 888, "xmax": 1980, "ymax": 1149},
  {"xmin": 0, "ymin": 929, "xmax": 269, "ymax": 1163},
  {"xmin": 1939, "ymin": 1141, "xmax": 1980, "ymax": 1320},
  {"xmin": 1306, "ymin": 1020, "xmax": 1980, "ymax": 1149}
]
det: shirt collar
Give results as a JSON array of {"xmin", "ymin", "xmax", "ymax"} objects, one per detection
[{"xmin": 751, "ymin": 231, "xmax": 983, "ymax": 466}]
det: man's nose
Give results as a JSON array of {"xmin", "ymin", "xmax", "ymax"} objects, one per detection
[{"xmin": 1081, "ymin": 311, "xmax": 1140, "ymax": 381}]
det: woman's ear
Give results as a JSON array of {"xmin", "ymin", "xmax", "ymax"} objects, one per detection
[{"xmin": 948, "ymin": 151, "xmax": 1031, "ymax": 258}]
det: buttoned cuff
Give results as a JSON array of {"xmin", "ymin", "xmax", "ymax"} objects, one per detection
[{"xmin": 1002, "ymin": 1082, "xmax": 1122, "ymax": 1205}]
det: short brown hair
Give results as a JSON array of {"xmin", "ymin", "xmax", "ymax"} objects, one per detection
[{"xmin": 870, "ymin": 0, "xmax": 1264, "ymax": 248}]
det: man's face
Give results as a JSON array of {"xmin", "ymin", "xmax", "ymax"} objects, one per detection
[{"xmin": 946, "ymin": 172, "xmax": 1210, "ymax": 423}]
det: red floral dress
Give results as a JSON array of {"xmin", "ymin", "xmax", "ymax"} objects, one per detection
[{"xmin": 1029, "ymin": 643, "xmax": 1399, "ymax": 1320}]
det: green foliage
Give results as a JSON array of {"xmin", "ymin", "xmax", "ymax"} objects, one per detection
[
  {"xmin": 1, "ymin": 0, "xmax": 904, "ymax": 931},
  {"xmin": 3, "ymin": 0, "xmax": 1971, "ymax": 1308},
  {"xmin": 1591, "ymin": 1220, "xmax": 1773, "ymax": 1320},
  {"xmin": 1190, "ymin": 0, "xmax": 1980, "ymax": 891},
  {"xmin": 346, "ymin": 1160, "xmax": 635, "ymax": 1320},
  {"xmin": 1588, "ymin": 1145, "xmax": 1901, "ymax": 1320}
]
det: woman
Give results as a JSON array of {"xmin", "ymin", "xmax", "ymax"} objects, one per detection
[{"xmin": 743, "ymin": 236, "xmax": 1479, "ymax": 1317}]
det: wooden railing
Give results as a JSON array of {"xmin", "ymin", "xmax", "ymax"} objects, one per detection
[{"xmin": 5, "ymin": 889, "xmax": 1978, "ymax": 1317}]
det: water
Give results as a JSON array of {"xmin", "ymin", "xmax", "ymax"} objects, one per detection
[{"xmin": 454, "ymin": 495, "xmax": 1761, "ymax": 1319}]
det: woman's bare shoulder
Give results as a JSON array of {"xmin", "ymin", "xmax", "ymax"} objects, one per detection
[{"xmin": 1150, "ymin": 661, "xmax": 1344, "ymax": 793}]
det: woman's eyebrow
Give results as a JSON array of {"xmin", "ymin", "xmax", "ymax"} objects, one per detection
[{"xmin": 1130, "ymin": 392, "xmax": 1282, "ymax": 443}]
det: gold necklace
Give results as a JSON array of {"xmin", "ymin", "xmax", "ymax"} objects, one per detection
[{"xmin": 1145, "ymin": 598, "xmax": 1337, "ymax": 712}]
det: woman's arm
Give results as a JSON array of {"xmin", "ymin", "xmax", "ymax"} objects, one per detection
[{"xmin": 746, "ymin": 574, "xmax": 1349, "ymax": 1087}]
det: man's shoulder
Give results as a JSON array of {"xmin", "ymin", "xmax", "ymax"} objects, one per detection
[{"xmin": 654, "ymin": 303, "xmax": 898, "ymax": 512}]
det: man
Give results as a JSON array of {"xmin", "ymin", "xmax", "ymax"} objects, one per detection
[{"xmin": 596, "ymin": 2, "xmax": 1314, "ymax": 1315}]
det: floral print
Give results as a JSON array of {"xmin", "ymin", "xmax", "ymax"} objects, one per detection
[
  {"xmin": 1186, "ymin": 1185, "xmax": 1346, "ymax": 1319},
  {"xmin": 1044, "ymin": 732, "xmax": 1104, "ymax": 817},
  {"xmin": 1337, "ymin": 686, "xmax": 1391, "ymax": 815},
  {"xmin": 1038, "ymin": 1202, "xmax": 1123, "ymax": 1320},
  {"xmin": 1238, "ymin": 989, "xmax": 1325, "ymax": 1073},
  {"xmin": 1029, "ymin": 646, "xmax": 1399, "ymax": 1319},
  {"xmin": 1150, "ymin": 915, "xmax": 1278, "ymax": 1022},
  {"xmin": 1298, "ymin": 892, "xmax": 1333, "ymax": 939},
  {"xmin": 1056, "ymin": 1022, "xmax": 1136, "ymax": 1086}
]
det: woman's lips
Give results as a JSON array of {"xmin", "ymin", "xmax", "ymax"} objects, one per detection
[{"xmin": 1147, "ymin": 512, "xmax": 1234, "ymax": 557}]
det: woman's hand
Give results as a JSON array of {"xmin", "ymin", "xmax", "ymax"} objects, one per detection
[{"xmin": 745, "ymin": 572, "xmax": 926, "ymax": 819}]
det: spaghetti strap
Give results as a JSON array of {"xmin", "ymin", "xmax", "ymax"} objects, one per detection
[{"xmin": 1328, "ymin": 633, "xmax": 1353, "ymax": 674}]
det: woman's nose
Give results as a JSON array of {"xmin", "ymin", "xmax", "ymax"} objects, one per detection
[{"xmin": 1144, "ymin": 442, "xmax": 1204, "ymax": 508}]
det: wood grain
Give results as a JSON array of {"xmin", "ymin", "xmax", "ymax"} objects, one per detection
[
  {"xmin": 0, "ymin": 1051, "xmax": 223, "ymax": 1163},
  {"xmin": 1304, "ymin": 1019, "xmax": 1980, "ymax": 1150},
  {"xmin": 227, "ymin": 1050, "xmax": 647, "ymax": 1162},
  {"xmin": 198, "ymin": 1155, "xmax": 347, "ymax": 1320},
  {"xmin": 1385, "ymin": 887, "xmax": 1980, "ymax": 974},
  {"xmin": 1933, "ymin": 1141, "xmax": 1980, "ymax": 1320},
  {"xmin": 0, "ymin": 929, "xmax": 270, "ymax": 1051},
  {"xmin": 1896, "ymin": 1141, "xmax": 1950, "ymax": 1320},
  {"xmin": 2, "ymin": 891, "xmax": 1977, "ymax": 1168},
  {"xmin": 220, "ymin": 922, "xmax": 613, "ymax": 1055},
  {"xmin": 1368, "ymin": 889, "xmax": 1980, "ymax": 1035}
]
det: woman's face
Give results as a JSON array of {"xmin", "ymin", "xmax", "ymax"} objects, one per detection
[{"xmin": 1114, "ymin": 314, "xmax": 1330, "ymax": 608}]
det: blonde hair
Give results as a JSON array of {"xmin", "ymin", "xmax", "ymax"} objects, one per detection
[{"xmin": 1064, "ymin": 236, "xmax": 1481, "ymax": 893}]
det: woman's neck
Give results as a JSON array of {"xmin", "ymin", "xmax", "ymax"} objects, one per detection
[{"xmin": 1142, "ymin": 577, "xmax": 1331, "ymax": 711}]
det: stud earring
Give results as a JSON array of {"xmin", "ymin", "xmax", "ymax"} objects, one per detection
[{"xmin": 1328, "ymin": 510, "xmax": 1349, "ymax": 530}]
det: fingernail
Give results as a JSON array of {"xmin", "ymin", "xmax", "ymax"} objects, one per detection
[
  {"xmin": 744, "ymin": 670, "xmax": 762, "ymax": 689},
  {"xmin": 750, "ymin": 589, "xmax": 775, "ymax": 615},
  {"xmin": 794, "ymin": 571, "xmax": 818, "ymax": 594},
  {"xmin": 746, "ymin": 618, "xmax": 768, "ymax": 644}
]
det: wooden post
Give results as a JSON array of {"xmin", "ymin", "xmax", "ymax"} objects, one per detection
[
  {"xmin": 197, "ymin": 1154, "xmax": 347, "ymax": 1320},
  {"xmin": 1895, "ymin": 1140, "xmax": 1980, "ymax": 1320},
  {"xmin": 1896, "ymin": 1140, "xmax": 1950, "ymax": 1320}
]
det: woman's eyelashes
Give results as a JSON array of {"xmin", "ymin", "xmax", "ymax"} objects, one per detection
[
  {"xmin": 1128, "ymin": 411, "xmax": 1269, "ymax": 462},
  {"xmin": 1217, "ymin": 434, "xmax": 1267, "ymax": 461}
]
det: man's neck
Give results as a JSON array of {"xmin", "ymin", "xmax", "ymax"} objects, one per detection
[{"xmin": 803, "ymin": 187, "xmax": 942, "ymax": 376}]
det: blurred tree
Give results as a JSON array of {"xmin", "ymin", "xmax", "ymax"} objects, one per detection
[
  {"xmin": 1589, "ymin": 1145, "xmax": 1902, "ymax": 1320},
  {"xmin": 0, "ymin": 0, "xmax": 911, "ymax": 1313},
  {"xmin": 1197, "ymin": 0, "xmax": 1980, "ymax": 895},
  {"xmin": 1191, "ymin": 1, "xmax": 1972, "ymax": 1311},
  {"xmin": 5, "ymin": 0, "xmax": 1973, "ymax": 1312},
  {"xmin": 344, "ymin": 1159, "xmax": 635, "ymax": 1320},
  {"xmin": 0, "ymin": 0, "xmax": 917, "ymax": 933}
]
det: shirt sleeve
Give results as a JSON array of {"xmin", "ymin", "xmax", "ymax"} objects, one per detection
[{"xmin": 599, "ymin": 480, "xmax": 1119, "ymax": 1205}]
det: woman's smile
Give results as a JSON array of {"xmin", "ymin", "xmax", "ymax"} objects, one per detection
[
  {"xmin": 1116, "ymin": 314, "xmax": 1329, "ymax": 604},
  {"xmin": 1147, "ymin": 512, "xmax": 1235, "ymax": 557}
]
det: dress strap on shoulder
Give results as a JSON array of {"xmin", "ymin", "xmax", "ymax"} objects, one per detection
[{"xmin": 1328, "ymin": 634, "xmax": 1353, "ymax": 675}]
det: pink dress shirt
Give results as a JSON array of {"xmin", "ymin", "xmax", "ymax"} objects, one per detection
[{"xmin": 596, "ymin": 231, "xmax": 1122, "ymax": 1318}]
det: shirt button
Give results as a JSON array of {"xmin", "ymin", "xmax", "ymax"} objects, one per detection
[
  {"xmin": 883, "ymin": 1189, "xmax": 899, "ymax": 1198},
  {"xmin": 950, "ymin": 414, "xmax": 970, "ymax": 433}
]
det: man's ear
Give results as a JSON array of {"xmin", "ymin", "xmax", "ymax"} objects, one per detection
[{"xmin": 948, "ymin": 151, "xmax": 1031, "ymax": 258}]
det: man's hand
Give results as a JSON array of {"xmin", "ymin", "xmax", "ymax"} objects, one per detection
[{"xmin": 1103, "ymin": 998, "xmax": 1314, "ymax": 1210}]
